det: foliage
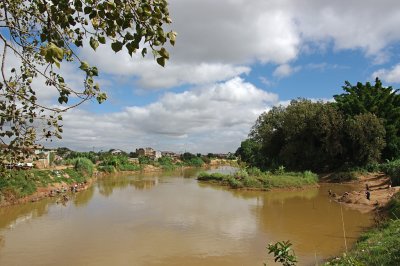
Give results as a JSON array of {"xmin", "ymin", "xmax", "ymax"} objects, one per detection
[
  {"xmin": 74, "ymin": 157, "xmax": 94, "ymax": 176},
  {"xmin": 97, "ymin": 165, "xmax": 115, "ymax": 173},
  {"xmin": 387, "ymin": 192, "xmax": 400, "ymax": 219},
  {"xmin": 236, "ymin": 139, "xmax": 262, "ymax": 167},
  {"xmin": 197, "ymin": 168, "xmax": 318, "ymax": 190},
  {"xmin": 334, "ymin": 78, "xmax": 400, "ymax": 160},
  {"xmin": 157, "ymin": 156, "xmax": 176, "ymax": 170},
  {"xmin": 118, "ymin": 163, "xmax": 141, "ymax": 171},
  {"xmin": 380, "ymin": 159, "xmax": 400, "ymax": 186},
  {"xmin": 344, "ymin": 113, "xmax": 386, "ymax": 165},
  {"xmin": 100, "ymin": 154, "xmax": 139, "ymax": 171},
  {"xmin": 325, "ymin": 219, "xmax": 400, "ymax": 265},
  {"xmin": 266, "ymin": 240, "xmax": 297, "ymax": 266},
  {"xmin": 0, "ymin": 168, "xmax": 86, "ymax": 199},
  {"xmin": 180, "ymin": 153, "xmax": 204, "ymax": 166},
  {"xmin": 241, "ymin": 95, "xmax": 389, "ymax": 171},
  {"xmin": 0, "ymin": 0, "xmax": 175, "ymax": 164},
  {"xmin": 329, "ymin": 171, "xmax": 358, "ymax": 182},
  {"xmin": 66, "ymin": 151, "xmax": 98, "ymax": 163},
  {"xmin": 138, "ymin": 155, "xmax": 152, "ymax": 165}
]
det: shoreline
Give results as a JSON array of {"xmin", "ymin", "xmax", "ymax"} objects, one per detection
[
  {"xmin": 323, "ymin": 172, "xmax": 400, "ymax": 213},
  {"xmin": 0, "ymin": 173, "xmax": 98, "ymax": 208}
]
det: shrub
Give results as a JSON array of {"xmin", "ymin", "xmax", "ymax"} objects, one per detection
[
  {"xmin": 197, "ymin": 172, "xmax": 226, "ymax": 181},
  {"xmin": 227, "ymin": 177, "xmax": 243, "ymax": 188},
  {"xmin": 185, "ymin": 157, "xmax": 204, "ymax": 167},
  {"xmin": 247, "ymin": 167, "xmax": 263, "ymax": 177},
  {"xmin": 242, "ymin": 177, "xmax": 262, "ymax": 188},
  {"xmin": 74, "ymin": 157, "xmax": 94, "ymax": 176},
  {"xmin": 274, "ymin": 165, "xmax": 286, "ymax": 175},
  {"xmin": 118, "ymin": 164, "xmax": 140, "ymax": 171},
  {"xmin": 380, "ymin": 159, "xmax": 400, "ymax": 186},
  {"xmin": 234, "ymin": 169, "xmax": 249, "ymax": 179},
  {"xmin": 330, "ymin": 171, "xmax": 358, "ymax": 182},
  {"xmin": 267, "ymin": 240, "xmax": 297, "ymax": 266},
  {"xmin": 98, "ymin": 165, "xmax": 115, "ymax": 173},
  {"xmin": 387, "ymin": 192, "xmax": 400, "ymax": 219},
  {"xmin": 302, "ymin": 171, "xmax": 319, "ymax": 182}
]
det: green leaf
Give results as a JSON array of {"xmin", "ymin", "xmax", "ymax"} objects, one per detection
[
  {"xmin": 111, "ymin": 41, "xmax": 123, "ymax": 52},
  {"xmin": 159, "ymin": 47, "xmax": 169, "ymax": 59},
  {"xmin": 141, "ymin": 48, "xmax": 147, "ymax": 57},
  {"xmin": 79, "ymin": 61, "xmax": 90, "ymax": 71},
  {"xmin": 168, "ymin": 31, "xmax": 177, "ymax": 46},
  {"xmin": 98, "ymin": 36, "xmax": 106, "ymax": 44},
  {"xmin": 84, "ymin": 6, "xmax": 92, "ymax": 14},
  {"xmin": 156, "ymin": 57, "xmax": 166, "ymax": 67},
  {"xmin": 90, "ymin": 37, "xmax": 99, "ymax": 50}
]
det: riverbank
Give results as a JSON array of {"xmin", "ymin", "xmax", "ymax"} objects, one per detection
[
  {"xmin": 0, "ymin": 168, "xmax": 97, "ymax": 207},
  {"xmin": 322, "ymin": 172, "xmax": 400, "ymax": 213},
  {"xmin": 324, "ymin": 191, "xmax": 400, "ymax": 265}
]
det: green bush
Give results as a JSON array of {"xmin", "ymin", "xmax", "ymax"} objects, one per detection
[
  {"xmin": 158, "ymin": 156, "xmax": 176, "ymax": 170},
  {"xmin": 118, "ymin": 164, "xmax": 141, "ymax": 171},
  {"xmin": 74, "ymin": 157, "xmax": 94, "ymax": 176},
  {"xmin": 330, "ymin": 171, "xmax": 358, "ymax": 182},
  {"xmin": 197, "ymin": 172, "xmax": 227, "ymax": 181},
  {"xmin": 198, "ymin": 167, "xmax": 318, "ymax": 190},
  {"xmin": 98, "ymin": 165, "xmax": 116, "ymax": 173},
  {"xmin": 234, "ymin": 169, "xmax": 249, "ymax": 179},
  {"xmin": 242, "ymin": 177, "xmax": 262, "ymax": 188},
  {"xmin": 302, "ymin": 171, "xmax": 319, "ymax": 182},
  {"xmin": 381, "ymin": 159, "xmax": 400, "ymax": 186},
  {"xmin": 185, "ymin": 157, "xmax": 204, "ymax": 167},
  {"xmin": 227, "ymin": 177, "xmax": 243, "ymax": 188},
  {"xmin": 387, "ymin": 192, "xmax": 400, "ymax": 219},
  {"xmin": 247, "ymin": 167, "xmax": 263, "ymax": 177}
]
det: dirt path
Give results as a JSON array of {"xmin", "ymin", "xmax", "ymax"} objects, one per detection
[{"xmin": 329, "ymin": 173, "xmax": 400, "ymax": 213}]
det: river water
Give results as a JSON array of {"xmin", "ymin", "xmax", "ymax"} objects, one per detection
[{"xmin": 0, "ymin": 167, "xmax": 373, "ymax": 265}]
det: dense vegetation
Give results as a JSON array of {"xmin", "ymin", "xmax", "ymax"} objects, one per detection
[
  {"xmin": 237, "ymin": 79, "xmax": 399, "ymax": 172},
  {"xmin": 98, "ymin": 154, "xmax": 140, "ymax": 173},
  {"xmin": 198, "ymin": 167, "xmax": 318, "ymax": 190},
  {"xmin": 0, "ymin": 164, "xmax": 91, "ymax": 201}
]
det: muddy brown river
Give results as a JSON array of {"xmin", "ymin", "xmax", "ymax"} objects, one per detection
[{"xmin": 0, "ymin": 167, "xmax": 373, "ymax": 265}]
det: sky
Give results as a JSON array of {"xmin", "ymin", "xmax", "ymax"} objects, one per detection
[{"xmin": 28, "ymin": 0, "xmax": 400, "ymax": 153}]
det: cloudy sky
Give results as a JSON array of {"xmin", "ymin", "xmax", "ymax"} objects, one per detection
[{"xmin": 39, "ymin": 0, "xmax": 400, "ymax": 153}]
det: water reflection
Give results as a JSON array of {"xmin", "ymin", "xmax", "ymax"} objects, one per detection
[
  {"xmin": 0, "ymin": 199, "xmax": 51, "ymax": 229},
  {"xmin": 73, "ymin": 185, "xmax": 95, "ymax": 207}
]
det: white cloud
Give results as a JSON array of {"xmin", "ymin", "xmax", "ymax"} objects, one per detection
[
  {"xmin": 49, "ymin": 77, "xmax": 278, "ymax": 153},
  {"xmin": 80, "ymin": 44, "xmax": 250, "ymax": 89},
  {"xmin": 372, "ymin": 64, "xmax": 400, "ymax": 83},
  {"xmin": 69, "ymin": 0, "xmax": 400, "ymax": 92},
  {"xmin": 273, "ymin": 64, "xmax": 301, "ymax": 78}
]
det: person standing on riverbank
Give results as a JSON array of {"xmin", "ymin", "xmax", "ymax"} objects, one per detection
[{"xmin": 366, "ymin": 190, "xmax": 371, "ymax": 200}]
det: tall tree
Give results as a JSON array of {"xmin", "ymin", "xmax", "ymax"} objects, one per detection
[
  {"xmin": 344, "ymin": 113, "xmax": 386, "ymax": 165},
  {"xmin": 0, "ymin": 0, "xmax": 176, "ymax": 164},
  {"xmin": 334, "ymin": 78, "xmax": 400, "ymax": 159}
]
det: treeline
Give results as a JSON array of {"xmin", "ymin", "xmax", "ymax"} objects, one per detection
[
  {"xmin": 56, "ymin": 148, "xmax": 236, "ymax": 172},
  {"xmin": 236, "ymin": 78, "xmax": 400, "ymax": 172}
]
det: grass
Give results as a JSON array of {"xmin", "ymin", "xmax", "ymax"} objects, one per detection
[
  {"xmin": 325, "ymin": 219, "xmax": 400, "ymax": 266},
  {"xmin": 197, "ymin": 168, "xmax": 318, "ymax": 190},
  {"xmin": 0, "ymin": 168, "xmax": 88, "ymax": 200},
  {"xmin": 325, "ymin": 192, "xmax": 400, "ymax": 265}
]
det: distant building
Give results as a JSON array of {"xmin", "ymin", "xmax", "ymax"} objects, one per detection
[
  {"xmin": 136, "ymin": 147, "xmax": 161, "ymax": 160},
  {"xmin": 110, "ymin": 149, "xmax": 123, "ymax": 155}
]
